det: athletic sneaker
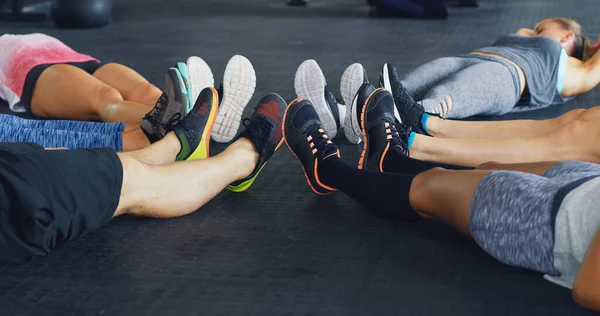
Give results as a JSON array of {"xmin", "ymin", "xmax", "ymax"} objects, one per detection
[
  {"xmin": 380, "ymin": 63, "xmax": 428, "ymax": 134},
  {"xmin": 186, "ymin": 56, "xmax": 215, "ymax": 108},
  {"xmin": 212, "ymin": 55, "xmax": 257, "ymax": 143},
  {"xmin": 343, "ymin": 81, "xmax": 376, "ymax": 145},
  {"xmin": 141, "ymin": 68, "xmax": 188, "ymax": 143},
  {"xmin": 340, "ymin": 63, "xmax": 369, "ymax": 144},
  {"xmin": 227, "ymin": 93, "xmax": 287, "ymax": 192},
  {"xmin": 283, "ymin": 98, "xmax": 340, "ymax": 195},
  {"xmin": 174, "ymin": 61, "xmax": 193, "ymax": 114},
  {"xmin": 294, "ymin": 59, "xmax": 341, "ymax": 139},
  {"xmin": 173, "ymin": 87, "xmax": 219, "ymax": 161},
  {"xmin": 359, "ymin": 88, "xmax": 411, "ymax": 171}
]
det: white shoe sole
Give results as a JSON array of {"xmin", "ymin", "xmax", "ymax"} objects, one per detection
[
  {"xmin": 340, "ymin": 63, "xmax": 366, "ymax": 144},
  {"xmin": 381, "ymin": 63, "xmax": 402, "ymax": 122},
  {"xmin": 294, "ymin": 59, "xmax": 338, "ymax": 139},
  {"xmin": 187, "ymin": 56, "xmax": 215, "ymax": 107},
  {"xmin": 212, "ymin": 55, "xmax": 256, "ymax": 143}
]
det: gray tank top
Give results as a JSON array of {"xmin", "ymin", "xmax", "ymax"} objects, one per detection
[{"xmin": 474, "ymin": 35, "xmax": 566, "ymax": 109}]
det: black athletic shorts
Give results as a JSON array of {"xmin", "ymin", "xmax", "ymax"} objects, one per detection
[
  {"xmin": 0, "ymin": 143, "xmax": 123, "ymax": 263},
  {"xmin": 20, "ymin": 61, "xmax": 106, "ymax": 113}
]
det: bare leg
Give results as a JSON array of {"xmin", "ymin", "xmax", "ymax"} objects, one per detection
[
  {"xmin": 408, "ymin": 159, "xmax": 560, "ymax": 236},
  {"xmin": 124, "ymin": 132, "xmax": 180, "ymax": 165},
  {"xmin": 475, "ymin": 161, "xmax": 559, "ymax": 175},
  {"xmin": 113, "ymin": 138, "xmax": 258, "ymax": 218},
  {"xmin": 410, "ymin": 119, "xmax": 600, "ymax": 166},
  {"xmin": 121, "ymin": 124, "xmax": 151, "ymax": 152},
  {"xmin": 409, "ymin": 168, "xmax": 491, "ymax": 236},
  {"xmin": 93, "ymin": 63, "xmax": 163, "ymax": 107},
  {"xmin": 425, "ymin": 108, "xmax": 588, "ymax": 139},
  {"xmin": 31, "ymin": 64, "xmax": 152, "ymax": 123}
]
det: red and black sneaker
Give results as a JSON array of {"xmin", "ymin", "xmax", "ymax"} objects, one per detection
[
  {"xmin": 227, "ymin": 93, "xmax": 287, "ymax": 192},
  {"xmin": 283, "ymin": 98, "xmax": 340, "ymax": 195}
]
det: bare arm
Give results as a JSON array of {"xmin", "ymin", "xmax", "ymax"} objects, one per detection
[
  {"xmin": 573, "ymin": 227, "xmax": 600, "ymax": 312},
  {"xmin": 563, "ymin": 53, "xmax": 600, "ymax": 97}
]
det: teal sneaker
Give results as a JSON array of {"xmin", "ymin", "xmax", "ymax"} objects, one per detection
[{"xmin": 174, "ymin": 61, "xmax": 193, "ymax": 114}]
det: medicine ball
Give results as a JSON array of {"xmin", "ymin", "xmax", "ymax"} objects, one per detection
[{"xmin": 51, "ymin": 0, "xmax": 111, "ymax": 29}]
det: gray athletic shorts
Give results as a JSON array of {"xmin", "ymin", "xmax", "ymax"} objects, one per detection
[{"xmin": 470, "ymin": 161, "xmax": 600, "ymax": 274}]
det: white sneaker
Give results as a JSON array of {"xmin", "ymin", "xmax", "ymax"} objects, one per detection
[
  {"xmin": 293, "ymin": 59, "xmax": 339, "ymax": 139},
  {"xmin": 340, "ymin": 63, "xmax": 369, "ymax": 144},
  {"xmin": 186, "ymin": 56, "xmax": 214, "ymax": 109},
  {"xmin": 212, "ymin": 55, "xmax": 257, "ymax": 143}
]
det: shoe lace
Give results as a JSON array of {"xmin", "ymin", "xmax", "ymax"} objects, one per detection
[
  {"xmin": 384, "ymin": 118, "xmax": 411, "ymax": 156},
  {"xmin": 305, "ymin": 124, "xmax": 335, "ymax": 157},
  {"xmin": 242, "ymin": 117, "xmax": 275, "ymax": 155}
]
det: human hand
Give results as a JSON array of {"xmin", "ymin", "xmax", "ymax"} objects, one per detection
[{"xmin": 587, "ymin": 36, "xmax": 600, "ymax": 58}]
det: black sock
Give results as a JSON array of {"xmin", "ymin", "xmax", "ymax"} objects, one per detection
[
  {"xmin": 383, "ymin": 149, "xmax": 473, "ymax": 175},
  {"xmin": 318, "ymin": 157, "xmax": 420, "ymax": 221}
]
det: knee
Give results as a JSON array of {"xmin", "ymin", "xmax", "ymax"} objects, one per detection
[
  {"xmin": 95, "ymin": 86, "xmax": 124, "ymax": 118},
  {"xmin": 410, "ymin": 167, "xmax": 447, "ymax": 218},
  {"xmin": 411, "ymin": 167, "xmax": 447, "ymax": 194},
  {"xmin": 114, "ymin": 154, "xmax": 153, "ymax": 217},
  {"xmin": 575, "ymin": 107, "xmax": 600, "ymax": 121},
  {"xmin": 556, "ymin": 109, "xmax": 585, "ymax": 125},
  {"xmin": 127, "ymin": 82, "xmax": 162, "ymax": 103},
  {"xmin": 551, "ymin": 120, "xmax": 585, "ymax": 144}
]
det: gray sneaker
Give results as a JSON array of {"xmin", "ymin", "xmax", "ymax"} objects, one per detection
[{"xmin": 141, "ymin": 68, "xmax": 188, "ymax": 143}]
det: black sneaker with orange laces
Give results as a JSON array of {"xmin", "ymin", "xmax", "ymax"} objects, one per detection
[
  {"xmin": 283, "ymin": 98, "xmax": 340, "ymax": 195},
  {"xmin": 359, "ymin": 88, "xmax": 412, "ymax": 172}
]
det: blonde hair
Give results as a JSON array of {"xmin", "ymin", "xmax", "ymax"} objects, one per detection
[{"xmin": 549, "ymin": 17, "xmax": 591, "ymax": 60}]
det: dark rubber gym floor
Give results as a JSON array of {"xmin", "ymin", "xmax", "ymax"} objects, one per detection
[{"xmin": 1, "ymin": 0, "xmax": 599, "ymax": 315}]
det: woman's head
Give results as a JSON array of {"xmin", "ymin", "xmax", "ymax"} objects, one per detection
[{"xmin": 534, "ymin": 18, "xmax": 590, "ymax": 60}]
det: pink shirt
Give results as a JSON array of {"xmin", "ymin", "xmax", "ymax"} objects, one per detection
[{"xmin": 0, "ymin": 33, "xmax": 98, "ymax": 112}]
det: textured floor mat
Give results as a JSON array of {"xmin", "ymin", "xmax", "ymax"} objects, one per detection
[{"xmin": 0, "ymin": 0, "xmax": 598, "ymax": 314}]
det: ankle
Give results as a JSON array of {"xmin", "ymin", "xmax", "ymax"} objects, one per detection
[
  {"xmin": 422, "ymin": 114, "xmax": 443, "ymax": 137},
  {"xmin": 226, "ymin": 138, "xmax": 260, "ymax": 179},
  {"xmin": 162, "ymin": 132, "xmax": 183, "ymax": 158}
]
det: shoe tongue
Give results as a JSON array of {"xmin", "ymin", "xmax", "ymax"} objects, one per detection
[
  {"xmin": 217, "ymin": 83, "xmax": 224, "ymax": 104},
  {"xmin": 307, "ymin": 124, "xmax": 336, "ymax": 154},
  {"xmin": 292, "ymin": 107, "xmax": 319, "ymax": 128},
  {"xmin": 388, "ymin": 120, "xmax": 411, "ymax": 153},
  {"xmin": 324, "ymin": 87, "xmax": 341, "ymax": 128},
  {"xmin": 245, "ymin": 117, "xmax": 274, "ymax": 155}
]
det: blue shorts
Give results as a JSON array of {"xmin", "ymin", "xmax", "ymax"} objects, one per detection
[
  {"xmin": 0, "ymin": 114, "xmax": 124, "ymax": 151},
  {"xmin": 470, "ymin": 161, "xmax": 600, "ymax": 274}
]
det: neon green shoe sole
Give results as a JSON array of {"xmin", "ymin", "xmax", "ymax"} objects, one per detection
[{"xmin": 226, "ymin": 162, "xmax": 267, "ymax": 192}]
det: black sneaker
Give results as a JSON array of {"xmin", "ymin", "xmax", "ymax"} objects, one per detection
[
  {"xmin": 141, "ymin": 68, "xmax": 187, "ymax": 143},
  {"xmin": 359, "ymin": 88, "xmax": 411, "ymax": 172},
  {"xmin": 227, "ymin": 93, "xmax": 287, "ymax": 192},
  {"xmin": 380, "ymin": 63, "xmax": 430, "ymax": 135},
  {"xmin": 173, "ymin": 87, "xmax": 219, "ymax": 161},
  {"xmin": 283, "ymin": 98, "xmax": 340, "ymax": 195},
  {"xmin": 344, "ymin": 82, "xmax": 376, "ymax": 144}
]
